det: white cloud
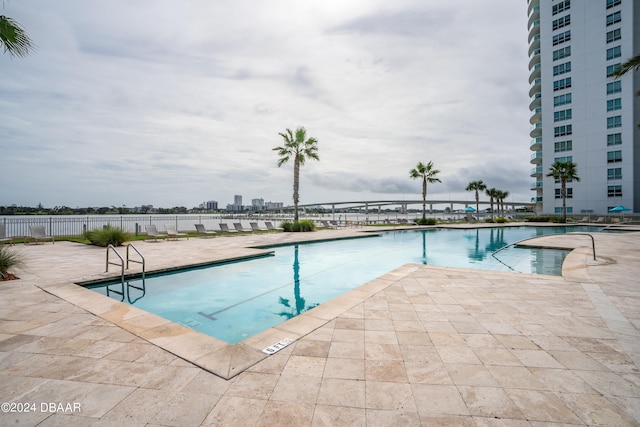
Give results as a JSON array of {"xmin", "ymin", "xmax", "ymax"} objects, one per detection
[{"xmin": 0, "ymin": 0, "xmax": 532, "ymax": 208}]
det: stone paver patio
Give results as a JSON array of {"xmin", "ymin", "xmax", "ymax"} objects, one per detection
[{"xmin": 1, "ymin": 224, "xmax": 639, "ymax": 426}]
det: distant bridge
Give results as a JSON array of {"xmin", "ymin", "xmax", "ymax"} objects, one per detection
[{"xmin": 281, "ymin": 199, "xmax": 534, "ymax": 213}]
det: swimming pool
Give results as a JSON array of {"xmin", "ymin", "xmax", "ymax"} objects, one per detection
[{"xmin": 86, "ymin": 226, "xmax": 595, "ymax": 343}]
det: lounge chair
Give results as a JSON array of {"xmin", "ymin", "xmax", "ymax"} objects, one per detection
[
  {"xmin": 218, "ymin": 223, "xmax": 238, "ymax": 234},
  {"xmin": 165, "ymin": 225, "xmax": 188, "ymax": 240},
  {"xmin": 194, "ymin": 224, "xmax": 216, "ymax": 237},
  {"xmin": 594, "ymin": 217, "xmax": 605, "ymax": 223},
  {"xmin": 26, "ymin": 225, "xmax": 54, "ymax": 244},
  {"xmin": 330, "ymin": 220, "xmax": 346, "ymax": 229},
  {"xmin": 233, "ymin": 223, "xmax": 249, "ymax": 232},
  {"xmin": 264, "ymin": 221, "xmax": 283, "ymax": 232},
  {"xmin": 145, "ymin": 225, "xmax": 165, "ymax": 241},
  {"xmin": 0, "ymin": 224, "xmax": 13, "ymax": 245},
  {"xmin": 250, "ymin": 222, "xmax": 268, "ymax": 232},
  {"xmin": 320, "ymin": 220, "xmax": 333, "ymax": 229}
]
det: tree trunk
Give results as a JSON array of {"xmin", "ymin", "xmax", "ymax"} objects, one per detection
[
  {"xmin": 561, "ymin": 179, "xmax": 567, "ymax": 221},
  {"xmin": 422, "ymin": 177, "xmax": 427, "ymax": 220},
  {"xmin": 293, "ymin": 156, "xmax": 300, "ymax": 222}
]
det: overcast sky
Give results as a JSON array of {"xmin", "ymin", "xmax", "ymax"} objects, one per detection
[{"xmin": 1, "ymin": 1, "xmax": 532, "ymax": 209}]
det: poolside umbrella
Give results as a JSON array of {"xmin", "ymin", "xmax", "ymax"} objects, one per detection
[
  {"xmin": 463, "ymin": 206, "xmax": 476, "ymax": 212},
  {"xmin": 609, "ymin": 205, "xmax": 631, "ymax": 220}
]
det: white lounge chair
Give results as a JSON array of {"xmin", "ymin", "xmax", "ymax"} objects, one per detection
[
  {"xmin": 194, "ymin": 224, "xmax": 216, "ymax": 237},
  {"xmin": 264, "ymin": 222, "xmax": 283, "ymax": 232},
  {"xmin": 233, "ymin": 223, "xmax": 249, "ymax": 232},
  {"xmin": 218, "ymin": 223, "xmax": 238, "ymax": 234},
  {"xmin": 145, "ymin": 225, "xmax": 165, "ymax": 241},
  {"xmin": 165, "ymin": 225, "xmax": 188, "ymax": 240},
  {"xmin": 0, "ymin": 224, "xmax": 13, "ymax": 245},
  {"xmin": 594, "ymin": 217, "xmax": 605, "ymax": 223},
  {"xmin": 250, "ymin": 222, "xmax": 268, "ymax": 232},
  {"xmin": 26, "ymin": 225, "xmax": 54, "ymax": 244}
]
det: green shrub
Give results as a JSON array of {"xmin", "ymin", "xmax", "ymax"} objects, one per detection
[
  {"xmin": 495, "ymin": 217, "xmax": 507, "ymax": 223},
  {"xmin": 484, "ymin": 218, "xmax": 495, "ymax": 223},
  {"xmin": 0, "ymin": 245, "xmax": 25, "ymax": 279},
  {"xmin": 280, "ymin": 220, "xmax": 316, "ymax": 232},
  {"xmin": 415, "ymin": 218, "xmax": 437, "ymax": 225},
  {"xmin": 525, "ymin": 216, "xmax": 553, "ymax": 222},
  {"xmin": 84, "ymin": 225, "xmax": 130, "ymax": 246}
]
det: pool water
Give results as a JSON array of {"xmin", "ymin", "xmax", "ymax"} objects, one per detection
[{"xmin": 87, "ymin": 226, "xmax": 594, "ymax": 343}]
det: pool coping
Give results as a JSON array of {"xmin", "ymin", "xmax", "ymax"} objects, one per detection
[{"xmin": 35, "ymin": 226, "xmax": 601, "ymax": 380}]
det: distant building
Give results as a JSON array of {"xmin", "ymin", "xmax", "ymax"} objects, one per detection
[
  {"xmin": 265, "ymin": 201, "xmax": 284, "ymax": 210},
  {"xmin": 226, "ymin": 195, "xmax": 244, "ymax": 212},
  {"xmin": 528, "ymin": 0, "xmax": 639, "ymax": 214},
  {"xmin": 251, "ymin": 198, "xmax": 265, "ymax": 210},
  {"xmin": 204, "ymin": 200, "xmax": 218, "ymax": 211}
]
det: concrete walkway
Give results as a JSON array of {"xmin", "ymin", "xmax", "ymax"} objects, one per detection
[{"xmin": 1, "ymin": 225, "xmax": 639, "ymax": 426}]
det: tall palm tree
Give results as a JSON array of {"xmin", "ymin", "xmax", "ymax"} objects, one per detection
[
  {"xmin": 409, "ymin": 161, "xmax": 441, "ymax": 221},
  {"xmin": 273, "ymin": 127, "xmax": 319, "ymax": 222},
  {"xmin": 485, "ymin": 188, "xmax": 498, "ymax": 220},
  {"xmin": 497, "ymin": 190, "xmax": 510, "ymax": 216},
  {"xmin": 465, "ymin": 180, "xmax": 486, "ymax": 216},
  {"xmin": 546, "ymin": 161, "xmax": 580, "ymax": 222},
  {"xmin": 0, "ymin": 15, "xmax": 34, "ymax": 58}
]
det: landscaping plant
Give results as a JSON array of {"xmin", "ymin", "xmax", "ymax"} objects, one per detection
[
  {"xmin": 0, "ymin": 245, "xmax": 24, "ymax": 279},
  {"xmin": 84, "ymin": 225, "xmax": 130, "ymax": 247}
]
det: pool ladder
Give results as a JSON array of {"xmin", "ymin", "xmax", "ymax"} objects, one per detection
[{"xmin": 106, "ymin": 244, "xmax": 146, "ymax": 303}]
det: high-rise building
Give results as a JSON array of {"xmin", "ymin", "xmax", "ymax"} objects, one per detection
[{"xmin": 528, "ymin": 0, "xmax": 639, "ymax": 214}]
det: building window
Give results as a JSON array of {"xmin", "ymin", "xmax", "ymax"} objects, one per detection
[
  {"xmin": 554, "ymin": 156, "xmax": 573, "ymax": 163},
  {"xmin": 553, "ymin": 31, "xmax": 571, "ymax": 46},
  {"xmin": 606, "ymin": 29, "xmax": 621, "ymax": 43},
  {"xmin": 607, "ymin": 98, "xmax": 622, "ymax": 112},
  {"xmin": 607, "ymin": 63, "xmax": 621, "ymax": 77},
  {"xmin": 554, "ymin": 93, "xmax": 572, "ymax": 107},
  {"xmin": 555, "ymin": 188, "xmax": 573, "ymax": 199},
  {"xmin": 607, "ymin": 168, "xmax": 622, "ymax": 180},
  {"xmin": 553, "ymin": 15, "xmax": 571, "ymax": 31},
  {"xmin": 607, "ymin": 116, "xmax": 622, "ymax": 128},
  {"xmin": 607, "ymin": 150, "xmax": 622, "ymax": 163},
  {"xmin": 554, "ymin": 140, "xmax": 572, "ymax": 152},
  {"xmin": 554, "ymin": 125, "xmax": 572, "ymax": 137},
  {"xmin": 606, "ymin": 11, "xmax": 621, "ymax": 26},
  {"xmin": 607, "ymin": 81, "xmax": 622, "ymax": 94},
  {"xmin": 553, "ymin": 46, "xmax": 571, "ymax": 61},
  {"xmin": 553, "ymin": 62, "xmax": 571, "ymax": 76},
  {"xmin": 553, "ymin": 77, "xmax": 572, "ymax": 91},
  {"xmin": 555, "ymin": 207, "xmax": 573, "ymax": 213},
  {"xmin": 607, "ymin": 185, "xmax": 622, "ymax": 197},
  {"xmin": 606, "ymin": 0, "xmax": 621, "ymax": 8},
  {"xmin": 607, "ymin": 133, "xmax": 622, "ymax": 146},
  {"xmin": 553, "ymin": 0, "xmax": 570, "ymax": 15},
  {"xmin": 554, "ymin": 109, "xmax": 572, "ymax": 122},
  {"xmin": 606, "ymin": 46, "xmax": 622, "ymax": 60}
]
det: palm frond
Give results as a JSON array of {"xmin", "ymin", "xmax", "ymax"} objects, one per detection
[{"xmin": 0, "ymin": 15, "xmax": 35, "ymax": 58}]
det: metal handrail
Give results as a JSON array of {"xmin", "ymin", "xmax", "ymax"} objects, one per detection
[
  {"xmin": 125, "ymin": 244, "xmax": 146, "ymax": 304},
  {"xmin": 566, "ymin": 232, "xmax": 597, "ymax": 261},
  {"xmin": 105, "ymin": 245, "xmax": 125, "ymax": 301}
]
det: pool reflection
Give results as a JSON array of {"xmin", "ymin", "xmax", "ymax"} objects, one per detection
[{"xmin": 277, "ymin": 245, "xmax": 319, "ymax": 320}]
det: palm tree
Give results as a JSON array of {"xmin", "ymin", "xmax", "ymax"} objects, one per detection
[
  {"xmin": 273, "ymin": 127, "xmax": 319, "ymax": 222},
  {"xmin": 485, "ymin": 188, "xmax": 498, "ymax": 220},
  {"xmin": 497, "ymin": 190, "xmax": 510, "ymax": 216},
  {"xmin": 465, "ymin": 180, "xmax": 486, "ymax": 216},
  {"xmin": 409, "ymin": 161, "xmax": 441, "ymax": 221},
  {"xmin": 0, "ymin": 14, "xmax": 34, "ymax": 58},
  {"xmin": 546, "ymin": 161, "xmax": 580, "ymax": 222}
]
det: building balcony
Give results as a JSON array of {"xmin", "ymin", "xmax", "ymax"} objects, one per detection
[
  {"xmin": 529, "ymin": 78, "xmax": 541, "ymax": 97},
  {"xmin": 530, "ymin": 166, "xmax": 543, "ymax": 177},
  {"xmin": 527, "ymin": 0, "xmax": 540, "ymax": 18},
  {"xmin": 528, "ymin": 7, "xmax": 540, "ymax": 29},
  {"xmin": 528, "ymin": 52, "xmax": 541, "ymax": 71},
  {"xmin": 528, "ymin": 21, "xmax": 540, "ymax": 43},
  {"xmin": 533, "ymin": 196, "xmax": 543, "ymax": 203},
  {"xmin": 529, "ymin": 93, "xmax": 541, "ymax": 110},
  {"xmin": 530, "ymin": 136, "xmax": 542, "ymax": 150},
  {"xmin": 529, "ymin": 64, "xmax": 541, "ymax": 83},
  {"xmin": 530, "ymin": 151, "xmax": 543, "ymax": 164},
  {"xmin": 529, "ymin": 107, "xmax": 542, "ymax": 124},
  {"xmin": 528, "ymin": 35, "xmax": 540, "ymax": 57},
  {"xmin": 530, "ymin": 124, "xmax": 542, "ymax": 139},
  {"xmin": 531, "ymin": 181, "xmax": 543, "ymax": 190}
]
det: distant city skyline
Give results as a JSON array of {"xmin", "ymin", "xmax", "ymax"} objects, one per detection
[{"xmin": 1, "ymin": 1, "xmax": 531, "ymax": 208}]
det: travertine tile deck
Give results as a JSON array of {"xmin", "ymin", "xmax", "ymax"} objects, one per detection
[{"xmin": 1, "ymin": 224, "xmax": 639, "ymax": 426}]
